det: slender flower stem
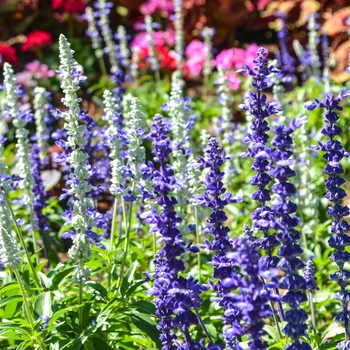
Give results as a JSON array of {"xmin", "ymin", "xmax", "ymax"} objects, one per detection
[
  {"xmin": 108, "ymin": 196, "xmax": 119, "ymax": 288},
  {"xmin": 79, "ymin": 259, "xmax": 84, "ymax": 330},
  {"xmin": 194, "ymin": 207, "xmax": 201, "ymax": 283},
  {"xmin": 29, "ymin": 210, "xmax": 39, "ymax": 266},
  {"xmin": 98, "ymin": 57, "xmax": 107, "ymax": 76},
  {"xmin": 13, "ymin": 267, "xmax": 47, "ymax": 350},
  {"xmin": 118, "ymin": 179, "xmax": 136, "ymax": 290},
  {"xmin": 4, "ymin": 192, "xmax": 41, "ymax": 289},
  {"xmin": 309, "ymin": 291, "xmax": 317, "ymax": 333},
  {"xmin": 195, "ymin": 309, "xmax": 213, "ymax": 343}
]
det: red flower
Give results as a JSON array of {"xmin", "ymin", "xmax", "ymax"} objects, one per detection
[
  {"xmin": 0, "ymin": 45, "xmax": 18, "ymax": 65},
  {"xmin": 21, "ymin": 30, "xmax": 52, "ymax": 52},
  {"xmin": 52, "ymin": 0, "xmax": 86, "ymax": 13},
  {"xmin": 156, "ymin": 45, "xmax": 178, "ymax": 71}
]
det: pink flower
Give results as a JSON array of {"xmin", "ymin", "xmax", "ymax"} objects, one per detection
[
  {"xmin": 215, "ymin": 48, "xmax": 246, "ymax": 70},
  {"xmin": 16, "ymin": 60, "xmax": 55, "ymax": 87},
  {"xmin": 16, "ymin": 71, "xmax": 35, "ymax": 88},
  {"xmin": 226, "ymin": 71, "xmax": 240, "ymax": 90},
  {"xmin": 140, "ymin": 0, "xmax": 174, "ymax": 15},
  {"xmin": 185, "ymin": 39, "xmax": 208, "ymax": 76},
  {"xmin": 215, "ymin": 49, "xmax": 235, "ymax": 70},
  {"xmin": 131, "ymin": 29, "xmax": 175, "ymax": 50},
  {"xmin": 25, "ymin": 60, "xmax": 55, "ymax": 79}
]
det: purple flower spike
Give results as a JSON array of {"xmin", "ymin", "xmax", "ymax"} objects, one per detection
[
  {"xmin": 145, "ymin": 114, "xmax": 211, "ymax": 349},
  {"xmin": 239, "ymin": 48, "xmax": 280, "ymax": 269},
  {"xmin": 306, "ymin": 91, "xmax": 350, "ymax": 339},
  {"xmin": 223, "ymin": 226, "xmax": 279, "ymax": 350},
  {"xmin": 268, "ymin": 117, "xmax": 311, "ymax": 349}
]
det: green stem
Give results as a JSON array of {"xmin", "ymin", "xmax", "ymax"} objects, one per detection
[
  {"xmin": 270, "ymin": 300, "xmax": 283, "ymax": 340},
  {"xmin": 4, "ymin": 192, "xmax": 41, "ymax": 289},
  {"xmin": 153, "ymin": 231, "xmax": 156, "ymax": 258},
  {"xmin": 195, "ymin": 309, "xmax": 213, "ymax": 343},
  {"xmin": 98, "ymin": 57, "xmax": 107, "ymax": 76},
  {"xmin": 79, "ymin": 261, "xmax": 84, "ymax": 330},
  {"xmin": 194, "ymin": 206, "xmax": 201, "ymax": 283},
  {"xmin": 29, "ymin": 210, "xmax": 39, "ymax": 266},
  {"xmin": 108, "ymin": 197, "xmax": 119, "ymax": 288},
  {"xmin": 13, "ymin": 267, "xmax": 47, "ymax": 350},
  {"xmin": 309, "ymin": 291, "xmax": 317, "ymax": 333},
  {"xmin": 118, "ymin": 179, "xmax": 137, "ymax": 290}
]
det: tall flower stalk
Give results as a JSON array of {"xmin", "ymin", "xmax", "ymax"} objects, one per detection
[
  {"xmin": 239, "ymin": 47, "xmax": 284, "ymax": 321},
  {"xmin": 3, "ymin": 62, "xmax": 39, "ymax": 262},
  {"xmin": 145, "ymin": 114, "xmax": 213, "ymax": 349},
  {"xmin": 195, "ymin": 137, "xmax": 241, "ymax": 348},
  {"xmin": 305, "ymin": 91, "xmax": 350, "ymax": 340},
  {"xmin": 57, "ymin": 34, "xmax": 97, "ymax": 327},
  {"xmin": 269, "ymin": 117, "xmax": 311, "ymax": 349}
]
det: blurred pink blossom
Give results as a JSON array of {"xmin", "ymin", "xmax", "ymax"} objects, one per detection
[
  {"xmin": 226, "ymin": 71, "xmax": 240, "ymax": 90},
  {"xmin": 215, "ymin": 48, "xmax": 246, "ymax": 70},
  {"xmin": 16, "ymin": 60, "xmax": 55, "ymax": 87},
  {"xmin": 25, "ymin": 60, "xmax": 55, "ymax": 79},
  {"xmin": 140, "ymin": 0, "xmax": 174, "ymax": 15},
  {"xmin": 131, "ymin": 29, "xmax": 175, "ymax": 49},
  {"xmin": 185, "ymin": 39, "xmax": 208, "ymax": 76}
]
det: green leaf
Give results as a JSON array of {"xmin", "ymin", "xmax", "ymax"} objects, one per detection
[
  {"xmin": 38, "ymin": 272, "xmax": 52, "ymax": 289},
  {"xmin": 16, "ymin": 339, "xmax": 32, "ymax": 350},
  {"xmin": 70, "ymin": 328, "xmax": 93, "ymax": 350},
  {"xmin": 86, "ymin": 282, "xmax": 108, "ymax": 298},
  {"xmin": 34, "ymin": 292, "xmax": 52, "ymax": 317},
  {"xmin": 264, "ymin": 325, "xmax": 280, "ymax": 342},
  {"xmin": 50, "ymin": 267, "xmax": 74, "ymax": 290},
  {"xmin": 132, "ymin": 300, "xmax": 156, "ymax": 315},
  {"xmin": 0, "ymin": 295, "xmax": 22, "ymax": 308},
  {"xmin": 120, "ymin": 261, "xmax": 138, "ymax": 297},
  {"xmin": 130, "ymin": 313, "xmax": 161, "ymax": 348},
  {"xmin": 0, "ymin": 282, "xmax": 19, "ymax": 295},
  {"xmin": 125, "ymin": 280, "xmax": 144, "ymax": 298},
  {"xmin": 91, "ymin": 337, "xmax": 111, "ymax": 350}
]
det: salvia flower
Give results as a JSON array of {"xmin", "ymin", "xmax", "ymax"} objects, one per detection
[
  {"xmin": 276, "ymin": 12, "xmax": 296, "ymax": 79},
  {"xmin": 96, "ymin": 0, "xmax": 119, "ymax": 72},
  {"xmin": 130, "ymin": 46, "xmax": 140, "ymax": 79},
  {"xmin": 238, "ymin": 48, "xmax": 280, "ymax": 268},
  {"xmin": 84, "ymin": 7, "xmax": 104, "ymax": 59},
  {"xmin": 195, "ymin": 137, "xmax": 241, "ymax": 348},
  {"xmin": 305, "ymin": 91, "xmax": 350, "ymax": 339},
  {"xmin": 33, "ymin": 86, "xmax": 52, "ymax": 161},
  {"xmin": 3, "ymin": 62, "xmax": 35, "ymax": 208},
  {"xmin": 201, "ymin": 27, "xmax": 215, "ymax": 77},
  {"xmin": 103, "ymin": 89, "xmax": 125, "ymax": 195},
  {"xmin": 222, "ymin": 225, "xmax": 279, "ymax": 350},
  {"xmin": 173, "ymin": 0, "xmax": 184, "ymax": 73},
  {"xmin": 145, "ymin": 15, "xmax": 159, "ymax": 71},
  {"xmin": 116, "ymin": 25, "xmax": 130, "ymax": 68},
  {"xmin": 30, "ymin": 144, "xmax": 50, "ymax": 260},
  {"xmin": 307, "ymin": 13, "xmax": 321, "ymax": 79},
  {"xmin": 0, "ymin": 135, "xmax": 20, "ymax": 269},
  {"xmin": 146, "ymin": 114, "xmax": 209, "ymax": 349},
  {"xmin": 57, "ymin": 34, "xmax": 97, "ymax": 282},
  {"xmin": 268, "ymin": 116, "xmax": 311, "ymax": 349},
  {"xmin": 163, "ymin": 71, "xmax": 195, "ymax": 225}
]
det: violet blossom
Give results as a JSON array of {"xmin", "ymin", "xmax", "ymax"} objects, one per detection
[{"xmin": 305, "ymin": 91, "xmax": 350, "ymax": 340}]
